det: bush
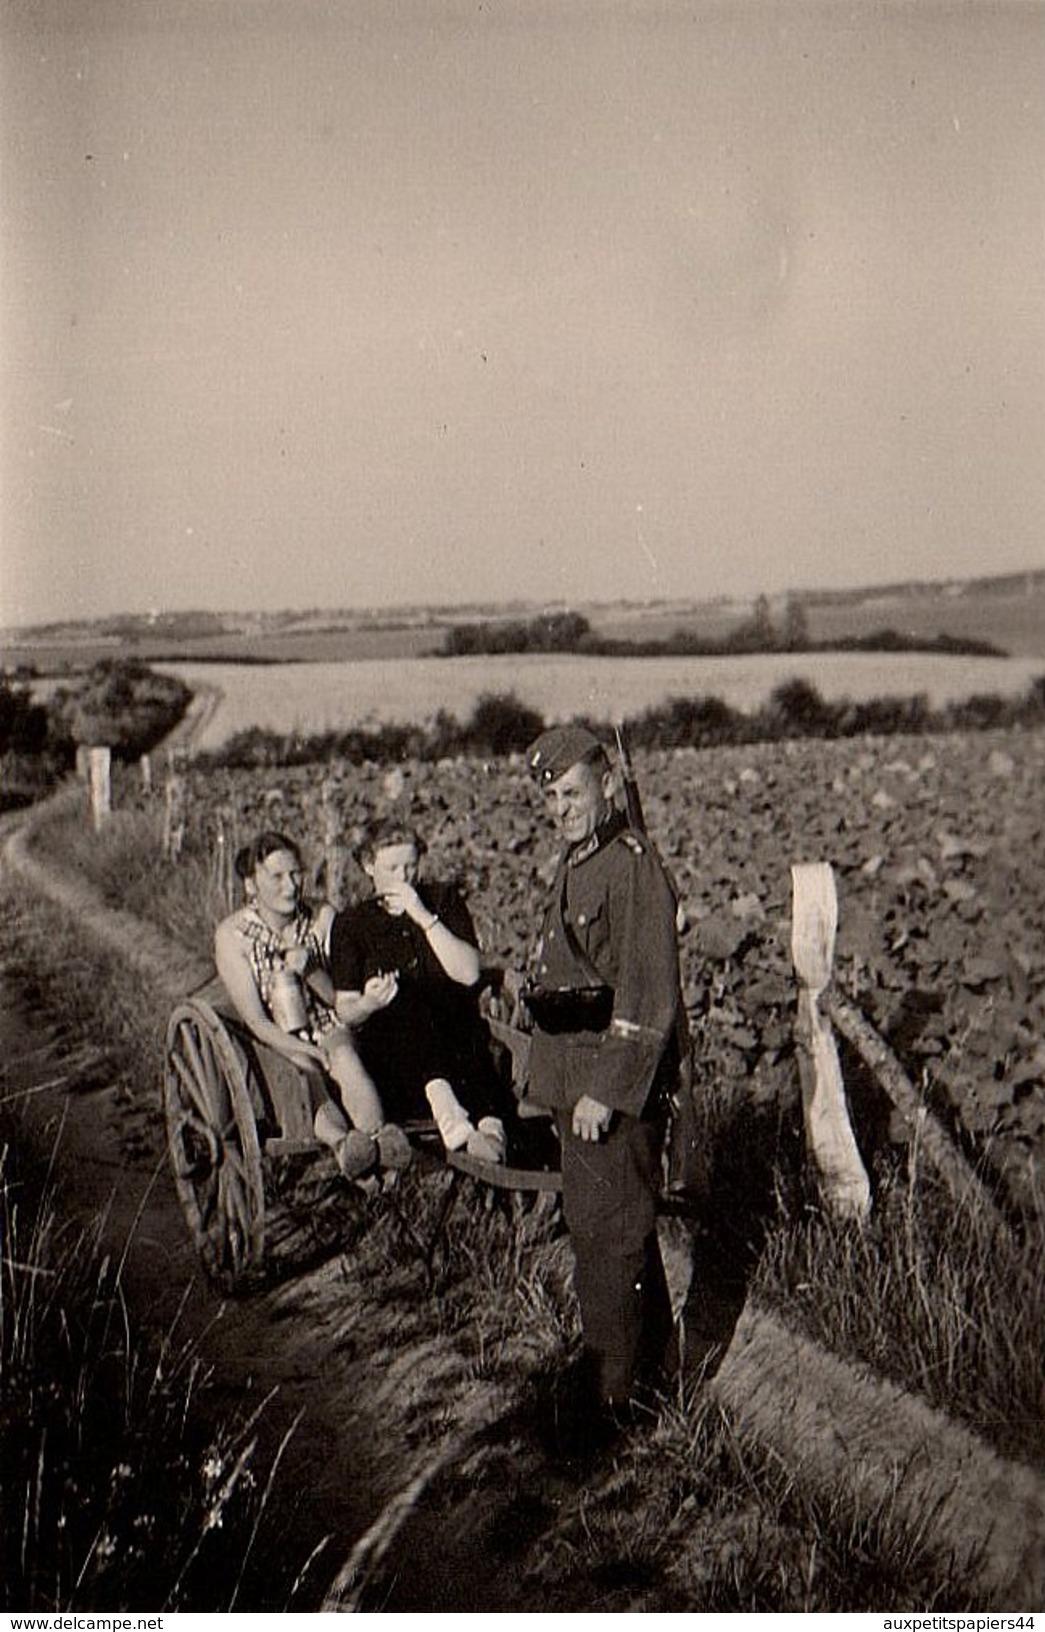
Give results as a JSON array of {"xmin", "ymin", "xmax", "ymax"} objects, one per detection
[
  {"xmin": 631, "ymin": 694, "xmax": 742, "ymax": 750},
  {"xmin": 838, "ymin": 693, "xmax": 932, "ymax": 736},
  {"xmin": 467, "ymin": 693, "xmax": 546, "ymax": 756},
  {"xmin": 53, "ymin": 660, "xmax": 191, "ymax": 760},
  {"xmin": 761, "ymin": 678, "xmax": 842, "ymax": 738},
  {"xmin": 945, "ymin": 692, "xmax": 1014, "ymax": 731}
]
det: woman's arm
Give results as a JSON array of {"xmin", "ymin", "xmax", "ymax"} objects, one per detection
[
  {"xmin": 214, "ymin": 918, "xmax": 326, "ymax": 1069},
  {"xmin": 335, "ymin": 971, "xmax": 399, "ymax": 1027},
  {"xmin": 419, "ymin": 914, "xmax": 481, "ymax": 986}
]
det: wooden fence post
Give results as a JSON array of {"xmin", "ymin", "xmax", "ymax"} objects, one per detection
[
  {"xmin": 791, "ymin": 862, "xmax": 871, "ymax": 1222},
  {"xmin": 212, "ymin": 810, "xmax": 237, "ymax": 913},
  {"xmin": 88, "ymin": 746, "xmax": 112, "ymax": 833},
  {"xmin": 321, "ymin": 776, "xmax": 345, "ymax": 902},
  {"xmin": 824, "ymin": 990, "xmax": 1009, "ymax": 1229},
  {"xmin": 163, "ymin": 754, "xmax": 186, "ymax": 860}
]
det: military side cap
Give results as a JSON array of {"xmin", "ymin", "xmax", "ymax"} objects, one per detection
[{"xmin": 527, "ymin": 724, "xmax": 606, "ymax": 785}]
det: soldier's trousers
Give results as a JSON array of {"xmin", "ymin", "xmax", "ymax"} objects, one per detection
[{"xmin": 557, "ymin": 1109, "xmax": 675, "ymax": 1410}]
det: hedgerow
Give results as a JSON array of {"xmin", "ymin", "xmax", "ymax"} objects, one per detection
[{"xmin": 198, "ymin": 676, "xmax": 1045, "ymax": 769}]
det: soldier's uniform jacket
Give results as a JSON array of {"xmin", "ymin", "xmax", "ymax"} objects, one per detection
[{"xmin": 528, "ymin": 810, "xmax": 681, "ymax": 1117}]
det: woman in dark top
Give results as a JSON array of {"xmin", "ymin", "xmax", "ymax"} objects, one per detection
[{"xmin": 329, "ymin": 820, "xmax": 508, "ymax": 1164}]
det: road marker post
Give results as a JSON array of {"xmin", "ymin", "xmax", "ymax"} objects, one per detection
[
  {"xmin": 791, "ymin": 861, "xmax": 871, "ymax": 1222},
  {"xmin": 88, "ymin": 745, "xmax": 112, "ymax": 833}
]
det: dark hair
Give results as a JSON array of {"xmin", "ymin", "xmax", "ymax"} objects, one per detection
[
  {"xmin": 234, "ymin": 830, "xmax": 303, "ymax": 882},
  {"xmin": 355, "ymin": 819, "xmax": 427, "ymax": 868}
]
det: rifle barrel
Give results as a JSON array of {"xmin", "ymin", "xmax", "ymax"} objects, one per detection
[{"xmin": 614, "ymin": 724, "xmax": 646, "ymax": 833}]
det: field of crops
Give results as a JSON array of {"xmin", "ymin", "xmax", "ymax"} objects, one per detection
[
  {"xmin": 156, "ymin": 651, "xmax": 1045, "ymax": 751},
  {"xmin": 174, "ymin": 725, "xmax": 1045, "ymax": 1210}
]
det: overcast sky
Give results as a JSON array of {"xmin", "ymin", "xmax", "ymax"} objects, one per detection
[{"xmin": 2, "ymin": 0, "xmax": 1043, "ymax": 625}]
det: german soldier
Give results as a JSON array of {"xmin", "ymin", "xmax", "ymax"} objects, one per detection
[{"xmin": 523, "ymin": 724, "xmax": 682, "ymax": 1430}]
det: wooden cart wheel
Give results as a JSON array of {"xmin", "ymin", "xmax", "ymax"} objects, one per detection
[{"xmin": 164, "ymin": 999, "xmax": 266, "ymax": 1292}]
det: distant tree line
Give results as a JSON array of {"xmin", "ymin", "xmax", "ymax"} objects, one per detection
[
  {"xmin": 437, "ymin": 596, "xmax": 1005, "ymax": 660},
  {"xmin": 440, "ymin": 610, "xmax": 594, "ymax": 655},
  {"xmin": 203, "ymin": 675, "xmax": 1045, "ymax": 770}
]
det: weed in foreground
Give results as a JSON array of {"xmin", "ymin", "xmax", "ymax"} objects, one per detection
[{"xmin": 0, "ymin": 1141, "xmax": 327, "ymax": 1611}]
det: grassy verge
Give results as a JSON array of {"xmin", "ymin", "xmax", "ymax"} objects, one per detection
[
  {"xmin": 751, "ymin": 1150, "xmax": 1045, "ymax": 1470},
  {"xmin": 402, "ymin": 1389, "xmax": 982, "ymax": 1614},
  {"xmin": 22, "ymin": 785, "xmax": 224, "ymax": 953}
]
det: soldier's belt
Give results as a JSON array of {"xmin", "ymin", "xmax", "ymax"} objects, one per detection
[{"xmin": 521, "ymin": 984, "xmax": 614, "ymax": 1035}]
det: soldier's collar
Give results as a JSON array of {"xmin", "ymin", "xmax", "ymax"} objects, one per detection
[{"xmin": 566, "ymin": 809, "xmax": 626, "ymax": 867}]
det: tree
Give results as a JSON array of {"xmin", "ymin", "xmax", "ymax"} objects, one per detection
[
  {"xmin": 782, "ymin": 594, "xmax": 810, "ymax": 650},
  {"xmin": 751, "ymin": 593, "xmax": 775, "ymax": 647},
  {"xmin": 0, "ymin": 676, "xmax": 49, "ymax": 755},
  {"xmin": 765, "ymin": 678, "xmax": 837, "ymax": 737},
  {"xmin": 725, "ymin": 592, "xmax": 777, "ymax": 652},
  {"xmin": 58, "ymin": 660, "xmax": 191, "ymax": 757}
]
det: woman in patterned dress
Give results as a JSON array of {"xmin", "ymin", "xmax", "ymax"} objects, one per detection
[{"xmin": 214, "ymin": 830, "xmax": 411, "ymax": 1182}]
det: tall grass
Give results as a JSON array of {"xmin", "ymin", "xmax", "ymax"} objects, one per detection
[
  {"xmin": 752, "ymin": 1148, "xmax": 1045, "ymax": 1469},
  {"xmin": 331, "ymin": 1155, "xmax": 989, "ymax": 1611},
  {"xmin": 23, "ymin": 787, "xmax": 227, "ymax": 951},
  {"xmin": 0, "ymin": 1140, "xmax": 320, "ymax": 1610}
]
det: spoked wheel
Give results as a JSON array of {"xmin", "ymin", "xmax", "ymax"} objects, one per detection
[{"xmin": 164, "ymin": 999, "xmax": 266, "ymax": 1293}]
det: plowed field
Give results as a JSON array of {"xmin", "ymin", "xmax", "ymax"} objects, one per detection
[{"xmin": 179, "ymin": 726, "xmax": 1045, "ymax": 1207}]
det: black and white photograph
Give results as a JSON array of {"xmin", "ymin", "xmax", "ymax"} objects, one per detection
[{"xmin": 1, "ymin": 0, "xmax": 1043, "ymax": 1616}]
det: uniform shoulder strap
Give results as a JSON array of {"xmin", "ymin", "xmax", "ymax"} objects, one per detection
[{"xmin": 558, "ymin": 870, "xmax": 608, "ymax": 988}]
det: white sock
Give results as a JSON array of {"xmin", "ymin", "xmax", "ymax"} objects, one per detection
[
  {"xmin": 476, "ymin": 1117, "xmax": 507, "ymax": 1160},
  {"xmin": 424, "ymin": 1079, "xmax": 473, "ymax": 1151}
]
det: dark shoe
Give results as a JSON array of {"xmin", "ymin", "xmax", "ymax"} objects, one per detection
[
  {"xmin": 538, "ymin": 1354, "xmax": 625, "ymax": 1470},
  {"xmin": 336, "ymin": 1130, "xmax": 379, "ymax": 1182},
  {"xmin": 374, "ymin": 1123, "xmax": 413, "ymax": 1171}
]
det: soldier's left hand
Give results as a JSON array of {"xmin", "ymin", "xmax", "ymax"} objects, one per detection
[{"xmin": 572, "ymin": 1094, "xmax": 613, "ymax": 1142}]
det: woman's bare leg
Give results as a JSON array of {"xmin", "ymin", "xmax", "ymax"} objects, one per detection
[{"xmin": 322, "ymin": 1030, "xmax": 385, "ymax": 1132}]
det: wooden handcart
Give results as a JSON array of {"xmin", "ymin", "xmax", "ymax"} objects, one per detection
[{"xmin": 163, "ymin": 977, "xmax": 561, "ymax": 1293}]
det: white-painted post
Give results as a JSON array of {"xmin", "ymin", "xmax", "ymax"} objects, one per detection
[
  {"xmin": 88, "ymin": 746, "xmax": 112, "ymax": 832},
  {"xmin": 791, "ymin": 862, "xmax": 871, "ymax": 1222},
  {"xmin": 139, "ymin": 753, "xmax": 152, "ymax": 793},
  {"xmin": 75, "ymin": 744, "xmax": 91, "ymax": 782}
]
